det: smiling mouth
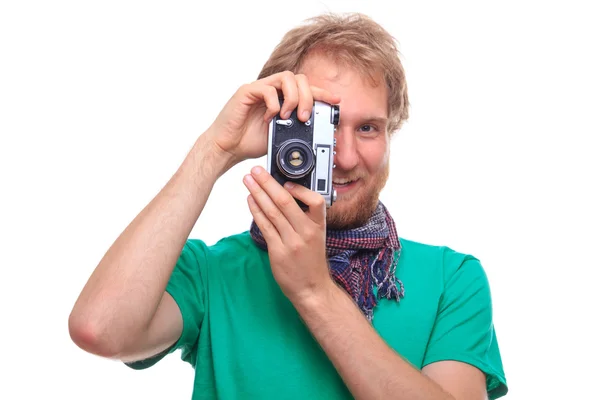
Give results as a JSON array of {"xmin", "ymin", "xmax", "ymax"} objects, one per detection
[
  {"xmin": 332, "ymin": 178, "xmax": 360, "ymax": 188},
  {"xmin": 333, "ymin": 178, "xmax": 353, "ymax": 184}
]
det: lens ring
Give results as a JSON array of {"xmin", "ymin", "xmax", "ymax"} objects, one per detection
[
  {"xmin": 331, "ymin": 105, "xmax": 340, "ymax": 125},
  {"xmin": 276, "ymin": 139, "xmax": 315, "ymax": 179}
]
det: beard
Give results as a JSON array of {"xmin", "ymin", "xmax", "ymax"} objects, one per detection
[{"xmin": 326, "ymin": 162, "xmax": 390, "ymax": 230}]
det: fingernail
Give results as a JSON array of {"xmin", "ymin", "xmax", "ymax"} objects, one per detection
[
  {"xmin": 284, "ymin": 182, "xmax": 294, "ymax": 189},
  {"xmin": 251, "ymin": 166, "xmax": 262, "ymax": 175},
  {"xmin": 301, "ymin": 110, "xmax": 310, "ymax": 120},
  {"xmin": 243, "ymin": 174, "xmax": 254, "ymax": 185}
]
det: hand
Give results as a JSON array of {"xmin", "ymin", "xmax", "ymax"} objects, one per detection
[
  {"xmin": 204, "ymin": 71, "xmax": 340, "ymax": 170},
  {"xmin": 243, "ymin": 165, "xmax": 335, "ymax": 305}
]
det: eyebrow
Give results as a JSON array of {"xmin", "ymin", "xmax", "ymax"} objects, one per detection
[{"xmin": 361, "ymin": 116, "xmax": 388, "ymax": 125}]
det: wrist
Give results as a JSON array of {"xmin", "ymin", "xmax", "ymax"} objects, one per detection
[
  {"xmin": 292, "ymin": 278, "xmax": 343, "ymax": 315},
  {"xmin": 189, "ymin": 132, "xmax": 236, "ymax": 180}
]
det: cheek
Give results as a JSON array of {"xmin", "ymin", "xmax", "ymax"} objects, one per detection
[{"xmin": 360, "ymin": 140, "xmax": 389, "ymax": 174}]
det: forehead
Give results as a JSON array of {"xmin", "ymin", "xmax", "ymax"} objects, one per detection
[{"xmin": 298, "ymin": 54, "xmax": 388, "ymax": 119}]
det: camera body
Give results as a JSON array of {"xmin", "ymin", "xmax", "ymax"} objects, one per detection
[{"xmin": 267, "ymin": 100, "xmax": 339, "ymax": 209}]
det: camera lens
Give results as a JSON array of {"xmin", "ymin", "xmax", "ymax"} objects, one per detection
[
  {"xmin": 331, "ymin": 105, "xmax": 340, "ymax": 125},
  {"xmin": 276, "ymin": 139, "xmax": 315, "ymax": 179},
  {"xmin": 288, "ymin": 150, "xmax": 304, "ymax": 166}
]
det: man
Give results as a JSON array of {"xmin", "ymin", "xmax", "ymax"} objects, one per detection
[{"xmin": 69, "ymin": 13, "xmax": 508, "ymax": 400}]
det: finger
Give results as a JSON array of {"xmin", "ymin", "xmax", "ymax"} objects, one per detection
[
  {"xmin": 243, "ymin": 172, "xmax": 298, "ymax": 241},
  {"xmin": 310, "ymin": 86, "xmax": 341, "ymax": 106},
  {"xmin": 260, "ymin": 72, "xmax": 341, "ymax": 107},
  {"xmin": 259, "ymin": 71, "xmax": 341, "ymax": 105},
  {"xmin": 279, "ymin": 71, "xmax": 299, "ymax": 120},
  {"xmin": 259, "ymin": 71, "xmax": 298, "ymax": 119},
  {"xmin": 263, "ymin": 89, "xmax": 282, "ymax": 122},
  {"xmin": 247, "ymin": 194, "xmax": 283, "ymax": 247},
  {"xmin": 283, "ymin": 181, "xmax": 326, "ymax": 227},
  {"xmin": 248, "ymin": 166, "xmax": 307, "ymax": 233},
  {"xmin": 258, "ymin": 70, "xmax": 295, "ymax": 86},
  {"xmin": 295, "ymin": 74, "xmax": 314, "ymax": 122},
  {"xmin": 240, "ymin": 83, "xmax": 281, "ymax": 122}
]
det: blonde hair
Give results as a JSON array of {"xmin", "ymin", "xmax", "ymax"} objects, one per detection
[{"xmin": 258, "ymin": 12, "xmax": 409, "ymax": 134}]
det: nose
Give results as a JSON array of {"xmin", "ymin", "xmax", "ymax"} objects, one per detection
[{"xmin": 333, "ymin": 126, "xmax": 359, "ymax": 171}]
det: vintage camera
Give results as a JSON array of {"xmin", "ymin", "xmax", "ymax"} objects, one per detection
[{"xmin": 267, "ymin": 100, "xmax": 340, "ymax": 209}]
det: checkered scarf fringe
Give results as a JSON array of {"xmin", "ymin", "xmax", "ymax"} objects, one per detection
[{"xmin": 249, "ymin": 201, "xmax": 404, "ymax": 321}]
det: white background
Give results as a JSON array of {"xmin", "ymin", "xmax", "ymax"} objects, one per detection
[{"xmin": 1, "ymin": 1, "xmax": 598, "ymax": 399}]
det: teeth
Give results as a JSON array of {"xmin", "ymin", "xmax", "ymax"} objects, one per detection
[{"xmin": 333, "ymin": 178, "xmax": 354, "ymax": 185}]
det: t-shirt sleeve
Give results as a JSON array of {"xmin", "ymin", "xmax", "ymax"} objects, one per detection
[
  {"xmin": 125, "ymin": 239, "xmax": 207, "ymax": 369},
  {"xmin": 422, "ymin": 249, "xmax": 508, "ymax": 399}
]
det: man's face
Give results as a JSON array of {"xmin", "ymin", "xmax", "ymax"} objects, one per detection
[{"xmin": 299, "ymin": 55, "xmax": 391, "ymax": 230}]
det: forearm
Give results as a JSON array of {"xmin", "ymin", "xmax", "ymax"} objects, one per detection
[
  {"xmin": 69, "ymin": 133, "xmax": 230, "ymax": 354},
  {"xmin": 294, "ymin": 281, "xmax": 454, "ymax": 400}
]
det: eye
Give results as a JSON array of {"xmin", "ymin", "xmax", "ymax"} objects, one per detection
[{"xmin": 359, "ymin": 124, "xmax": 378, "ymax": 134}]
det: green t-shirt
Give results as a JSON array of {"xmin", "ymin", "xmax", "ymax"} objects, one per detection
[{"xmin": 127, "ymin": 231, "xmax": 508, "ymax": 399}]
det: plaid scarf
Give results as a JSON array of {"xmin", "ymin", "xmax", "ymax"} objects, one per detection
[{"xmin": 250, "ymin": 201, "xmax": 404, "ymax": 321}]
